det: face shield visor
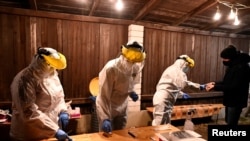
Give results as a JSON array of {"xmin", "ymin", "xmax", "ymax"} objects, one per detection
[
  {"xmin": 185, "ymin": 57, "xmax": 194, "ymax": 68},
  {"xmin": 177, "ymin": 55, "xmax": 195, "ymax": 68},
  {"xmin": 121, "ymin": 45, "xmax": 146, "ymax": 63},
  {"xmin": 176, "ymin": 55, "xmax": 194, "ymax": 73},
  {"xmin": 116, "ymin": 41, "xmax": 146, "ymax": 76},
  {"xmin": 38, "ymin": 47, "xmax": 67, "ymax": 70}
]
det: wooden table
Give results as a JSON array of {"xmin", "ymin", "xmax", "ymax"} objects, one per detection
[
  {"xmin": 46, "ymin": 124, "xmax": 180, "ymax": 141},
  {"xmin": 146, "ymin": 104, "xmax": 224, "ymax": 120}
]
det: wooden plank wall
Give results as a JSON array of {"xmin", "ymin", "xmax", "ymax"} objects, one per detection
[
  {"xmin": 0, "ymin": 8, "xmax": 249, "ymax": 110},
  {"xmin": 0, "ymin": 13, "xmax": 128, "ymax": 107}
]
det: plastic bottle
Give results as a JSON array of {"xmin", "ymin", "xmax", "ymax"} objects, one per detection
[{"xmin": 183, "ymin": 109, "xmax": 194, "ymax": 131}]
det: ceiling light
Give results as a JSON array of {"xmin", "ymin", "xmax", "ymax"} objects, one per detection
[
  {"xmin": 213, "ymin": 0, "xmax": 250, "ymax": 26},
  {"xmin": 228, "ymin": 8, "xmax": 235, "ymax": 20},
  {"xmin": 213, "ymin": 6, "xmax": 221, "ymax": 20},
  {"xmin": 233, "ymin": 9, "xmax": 240, "ymax": 25},
  {"xmin": 115, "ymin": 0, "xmax": 124, "ymax": 11}
]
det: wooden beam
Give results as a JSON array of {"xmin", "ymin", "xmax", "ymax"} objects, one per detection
[
  {"xmin": 232, "ymin": 25, "xmax": 250, "ymax": 34},
  {"xmin": 137, "ymin": 21, "xmax": 249, "ymax": 38},
  {"xmin": 28, "ymin": 0, "xmax": 37, "ymax": 10},
  {"xmin": 89, "ymin": 0, "xmax": 99, "ymax": 16},
  {"xmin": 0, "ymin": 6, "xmax": 248, "ymax": 38},
  {"xmin": 172, "ymin": 0, "xmax": 217, "ymax": 26},
  {"xmin": 0, "ymin": 6, "xmax": 133, "ymax": 25},
  {"xmin": 133, "ymin": 0, "xmax": 161, "ymax": 21}
]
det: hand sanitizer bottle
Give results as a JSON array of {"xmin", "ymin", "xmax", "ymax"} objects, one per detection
[{"xmin": 183, "ymin": 110, "xmax": 194, "ymax": 131}]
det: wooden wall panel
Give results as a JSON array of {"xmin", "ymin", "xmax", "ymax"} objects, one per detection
[{"xmin": 0, "ymin": 13, "xmax": 128, "ymax": 105}]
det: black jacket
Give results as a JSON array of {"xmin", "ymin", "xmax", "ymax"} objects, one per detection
[{"xmin": 214, "ymin": 53, "xmax": 250, "ymax": 108}]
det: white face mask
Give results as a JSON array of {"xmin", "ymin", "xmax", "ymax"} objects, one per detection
[
  {"xmin": 117, "ymin": 55, "xmax": 145, "ymax": 77},
  {"xmin": 183, "ymin": 66, "xmax": 190, "ymax": 73}
]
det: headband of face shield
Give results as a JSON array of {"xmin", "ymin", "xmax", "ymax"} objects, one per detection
[
  {"xmin": 176, "ymin": 55, "xmax": 194, "ymax": 68},
  {"xmin": 121, "ymin": 41, "xmax": 146, "ymax": 63},
  {"xmin": 37, "ymin": 47, "xmax": 67, "ymax": 70}
]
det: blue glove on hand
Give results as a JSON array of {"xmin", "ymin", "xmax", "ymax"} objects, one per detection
[
  {"xmin": 59, "ymin": 112, "xmax": 69, "ymax": 131},
  {"xmin": 55, "ymin": 129, "xmax": 72, "ymax": 141},
  {"xmin": 199, "ymin": 84, "xmax": 206, "ymax": 90},
  {"xmin": 129, "ymin": 92, "xmax": 138, "ymax": 102},
  {"xmin": 182, "ymin": 93, "xmax": 191, "ymax": 99},
  {"xmin": 89, "ymin": 96, "xmax": 96, "ymax": 102},
  {"xmin": 102, "ymin": 119, "xmax": 112, "ymax": 133}
]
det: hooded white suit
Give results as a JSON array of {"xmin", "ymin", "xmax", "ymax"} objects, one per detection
[
  {"xmin": 10, "ymin": 49, "xmax": 68, "ymax": 141},
  {"xmin": 152, "ymin": 55, "xmax": 201, "ymax": 126}
]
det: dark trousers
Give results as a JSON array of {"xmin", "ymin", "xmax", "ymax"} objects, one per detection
[{"xmin": 225, "ymin": 106, "xmax": 242, "ymax": 126}]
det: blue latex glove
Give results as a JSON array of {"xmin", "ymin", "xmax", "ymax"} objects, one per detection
[
  {"xmin": 129, "ymin": 92, "xmax": 138, "ymax": 102},
  {"xmin": 59, "ymin": 112, "xmax": 69, "ymax": 131},
  {"xmin": 55, "ymin": 129, "xmax": 72, "ymax": 141},
  {"xmin": 182, "ymin": 93, "xmax": 191, "ymax": 99},
  {"xmin": 102, "ymin": 119, "xmax": 112, "ymax": 133},
  {"xmin": 200, "ymin": 84, "xmax": 206, "ymax": 90},
  {"xmin": 89, "ymin": 96, "xmax": 96, "ymax": 102}
]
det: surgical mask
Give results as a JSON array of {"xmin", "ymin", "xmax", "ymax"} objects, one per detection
[
  {"xmin": 183, "ymin": 67, "xmax": 190, "ymax": 73},
  {"xmin": 117, "ymin": 55, "xmax": 135, "ymax": 74}
]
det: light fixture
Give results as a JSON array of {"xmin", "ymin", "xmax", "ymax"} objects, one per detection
[
  {"xmin": 213, "ymin": 0, "xmax": 250, "ymax": 25},
  {"xmin": 233, "ymin": 9, "xmax": 240, "ymax": 25},
  {"xmin": 213, "ymin": 5, "xmax": 221, "ymax": 20},
  {"xmin": 228, "ymin": 7, "xmax": 235, "ymax": 20},
  {"xmin": 115, "ymin": 0, "xmax": 124, "ymax": 11}
]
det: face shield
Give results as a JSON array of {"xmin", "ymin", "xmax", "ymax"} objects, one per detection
[
  {"xmin": 176, "ymin": 55, "xmax": 194, "ymax": 73},
  {"xmin": 38, "ymin": 47, "xmax": 67, "ymax": 70},
  {"xmin": 117, "ymin": 41, "xmax": 146, "ymax": 77},
  {"xmin": 121, "ymin": 45, "xmax": 146, "ymax": 63},
  {"xmin": 121, "ymin": 40, "xmax": 146, "ymax": 63}
]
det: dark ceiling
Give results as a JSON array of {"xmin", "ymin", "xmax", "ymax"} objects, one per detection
[{"xmin": 1, "ymin": 0, "xmax": 250, "ymax": 35}]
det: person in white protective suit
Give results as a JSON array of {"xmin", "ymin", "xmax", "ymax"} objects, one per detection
[
  {"xmin": 96, "ymin": 41, "xmax": 146, "ymax": 134},
  {"xmin": 10, "ymin": 47, "xmax": 72, "ymax": 141},
  {"xmin": 152, "ymin": 55, "xmax": 206, "ymax": 126}
]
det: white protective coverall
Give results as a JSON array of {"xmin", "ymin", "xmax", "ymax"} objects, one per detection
[
  {"xmin": 96, "ymin": 55, "xmax": 141, "ymax": 131},
  {"xmin": 10, "ymin": 48, "xmax": 68, "ymax": 141},
  {"xmin": 152, "ymin": 55, "xmax": 201, "ymax": 126}
]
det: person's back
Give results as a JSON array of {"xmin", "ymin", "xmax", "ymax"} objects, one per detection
[{"xmin": 221, "ymin": 52, "xmax": 250, "ymax": 108}]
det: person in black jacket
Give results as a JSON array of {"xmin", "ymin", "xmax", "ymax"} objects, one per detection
[{"xmin": 206, "ymin": 45, "xmax": 250, "ymax": 126}]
